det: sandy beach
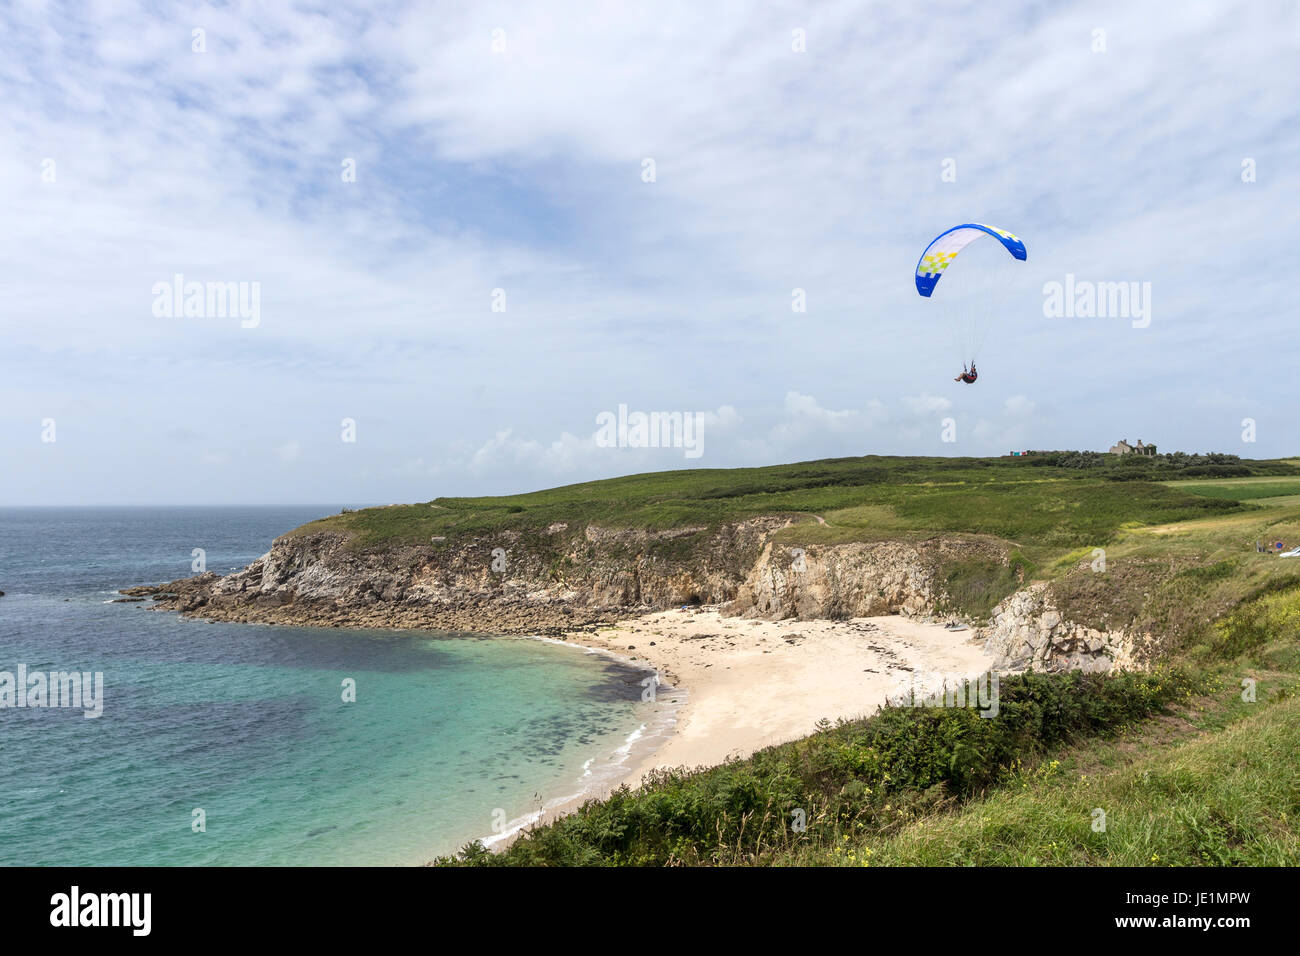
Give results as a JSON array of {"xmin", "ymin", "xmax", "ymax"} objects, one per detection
[
  {"xmin": 581, "ymin": 607, "xmax": 996, "ymax": 788},
  {"xmin": 477, "ymin": 607, "xmax": 994, "ymax": 852}
]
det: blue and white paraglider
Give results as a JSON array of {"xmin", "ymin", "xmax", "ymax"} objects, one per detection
[{"xmin": 914, "ymin": 223, "xmax": 1027, "ymax": 383}]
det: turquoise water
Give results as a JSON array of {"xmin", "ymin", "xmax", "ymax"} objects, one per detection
[{"xmin": 0, "ymin": 507, "xmax": 665, "ymax": 865}]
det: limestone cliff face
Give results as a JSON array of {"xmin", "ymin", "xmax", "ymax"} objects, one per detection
[
  {"xmin": 126, "ymin": 517, "xmax": 792, "ymax": 633},
  {"xmin": 126, "ymin": 518, "xmax": 960, "ymax": 633},
  {"xmin": 731, "ymin": 540, "xmax": 944, "ymax": 619},
  {"xmin": 123, "ymin": 517, "xmax": 1141, "ymax": 675},
  {"xmin": 979, "ymin": 584, "xmax": 1144, "ymax": 674}
]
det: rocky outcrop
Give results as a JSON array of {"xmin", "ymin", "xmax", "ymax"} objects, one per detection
[
  {"xmin": 122, "ymin": 514, "xmax": 1136, "ymax": 676},
  {"xmin": 119, "ymin": 512, "xmax": 1149, "ymax": 676},
  {"xmin": 122, "ymin": 518, "xmax": 989, "ymax": 635},
  {"xmin": 980, "ymin": 584, "xmax": 1141, "ymax": 674},
  {"xmin": 124, "ymin": 518, "xmax": 788, "ymax": 634},
  {"xmin": 731, "ymin": 539, "xmax": 956, "ymax": 620}
]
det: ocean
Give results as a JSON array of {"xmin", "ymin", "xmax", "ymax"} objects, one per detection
[{"xmin": 0, "ymin": 507, "xmax": 671, "ymax": 865}]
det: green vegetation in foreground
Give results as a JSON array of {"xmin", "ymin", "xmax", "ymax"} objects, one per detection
[
  {"xmin": 837, "ymin": 692, "xmax": 1300, "ymax": 866},
  {"xmin": 440, "ymin": 581, "xmax": 1300, "ymax": 867},
  {"xmin": 295, "ymin": 453, "xmax": 1297, "ymax": 551},
  {"xmin": 820, "ymin": 589, "xmax": 1300, "ymax": 866},
  {"xmin": 438, "ymin": 669, "xmax": 1201, "ymax": 866}
]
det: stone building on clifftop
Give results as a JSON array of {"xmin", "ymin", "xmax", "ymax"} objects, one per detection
[{"xmin": 1109, "ymin": 438, "xmax": 1157, "ymax": 456}]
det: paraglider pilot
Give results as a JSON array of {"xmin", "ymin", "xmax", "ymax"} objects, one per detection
[{"xmin": 954, "ymin": 361, "xmax": 978, "ymax": 384}]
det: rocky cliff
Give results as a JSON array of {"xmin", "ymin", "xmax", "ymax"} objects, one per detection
[
  {"xmin": 125, "ymin": 518, "xmax": 786, "ymax": 633},
  {"xmin": 125, "ymin": 518, "xmax": 973, "ymax": 632},
  {"xmin": 731, "ymin": 538, "xmax": 996, "ymax": 620},
  {"xmin": 122, "ymin": 516, "xmax": 1141, "ymax": 673},
  {"xmin": 979, "ymin": 583, "xmax": 1147, "ymax": 674}
]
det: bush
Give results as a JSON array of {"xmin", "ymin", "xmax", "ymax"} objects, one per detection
[{"xmin": 436, "ymin": 668, "xmax": 1198, "ymax": 866}]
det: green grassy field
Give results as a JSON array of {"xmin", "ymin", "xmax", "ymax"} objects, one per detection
[
  {"xmin": 1162, "ymin": 476, "xmax": 1300, "ymax": 502},
  {"xmin": 817, "ymin": 624, "xmax": 1300, "ymax": 867},
  {"xmin": 298, "ymin": 453, "xmax": 1295, "ymax": 552},
  {"xmin": 822, "ymin": 693, "xmax": 1300, "ymax": 866}
]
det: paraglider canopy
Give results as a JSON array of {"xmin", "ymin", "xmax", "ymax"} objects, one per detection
[
  {"xmin": 915, "ymin": 223, "xmax": 1026, "ymax": 297},
  {"xmin": 915, "ymin": 223, "xmax": 1028, "ymax": 376}
]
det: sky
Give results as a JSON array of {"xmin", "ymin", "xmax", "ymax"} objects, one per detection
[{"xmin": 2, "ymin": 0, "xmax": 1298, "ymax": 505}]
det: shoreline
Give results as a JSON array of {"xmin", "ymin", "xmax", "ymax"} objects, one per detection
[
  {"xmin": 465, "ymin": 605, "xmax": 994, "ymax": 858},
  {"xmin": 458, "ymin": 634, "xmax": 686, "ymax": 858},
  {"xmin": 118, "ymin": 581, "xmax": 994, "ymax": 861},
  {"xmin": 454, "ymin": 634, "xmax": 686, "ymax": 858}
]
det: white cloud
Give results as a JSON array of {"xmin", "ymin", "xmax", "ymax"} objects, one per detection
[
  {"xmin": 467, "ymin": 428, "xmax": 594, "ymax": 475},
  {"xmin": 699, "ymin": 405, "xmax": 743, "ymax": 431},
  {"xmin": 971, "ymin": 395, "xmax": 1042, "ymax": 450},
  {"xmin": 901, "ymin": 394, "xmax": 953, "ymax": 418},
  {"xmin": 758, "ymin": 392, "xmax": 888, "ymax": 454},
  {"xmin": 1004, "ymin": 395, "xmax": 1036, "ymax": 418},
  {"xmin": 783, "ymin": 391, "xmax": 857, "ymax": 425},
  {"xmin": 2, "ymin": 1, "xmax": 1297, "ymax": 503}
]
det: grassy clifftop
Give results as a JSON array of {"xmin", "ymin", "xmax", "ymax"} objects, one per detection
[
  {"xmin": 280, "ymin": 453, "xmax": 1300, "ymax": 623},
  {"xmin": 291, "ymin": 453, "xmax": 1297, "ymax": 552}
]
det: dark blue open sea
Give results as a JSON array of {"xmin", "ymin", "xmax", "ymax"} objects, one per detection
[{"xmin": 0, "ymin": 507, "xmax": 667, "ymax": 865}]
